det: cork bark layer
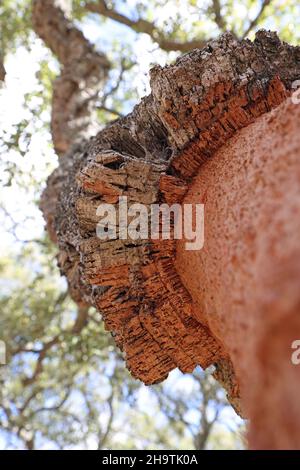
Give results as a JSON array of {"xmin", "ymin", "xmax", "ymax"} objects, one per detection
[{"xmin": 41, "ymin": 31, "xmax": 300, "ymax": 413}]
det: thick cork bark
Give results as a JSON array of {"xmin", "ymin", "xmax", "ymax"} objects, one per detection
[{"xmin": 41, "ymin": 31, "xmax": 300, "ymax": 436}]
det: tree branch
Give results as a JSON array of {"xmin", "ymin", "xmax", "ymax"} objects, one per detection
[
  {"xmin": 0, "ymin": 54, "xmax": 5, "ymax": 82},
  {"xmin": 97, "ymin": 105, "xmax": 123, "ymax": 117},
  {"xmin": 22, "ymin": 336, "xmax": 60, "ymax": 386},
  {"xmin": 72, "ymin": 306, "xmax": 90, "ymax": 334},
  {"xmin": 32, "ymin": 0, "xmax": 110, "ymax": 155},
  {"xmin": 21, "ymin": 303, "xmax": 91, "ymax": 387},
  {"xmin": 85, "ymin": 0, "xmax": 207, "ymax": 52},
  {"xmin": 96, "ymin": 57, "xmax": 131, "ymax": 118},
  {"xmin": 242, "ymin": 0, "xmax": 272, "ymax": 38},
  {"xmin": 97, "ymin": 391, "xmax": 114, "ymax": 449},
  {"xmin": 31, "ymin": 386, "xmax": 72, "ymax": 417},
  {"xmin": 212, "ymin": 0, "xmax": 227, "ymax": 32}
]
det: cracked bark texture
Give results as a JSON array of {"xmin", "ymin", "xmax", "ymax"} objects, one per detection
[
  {"xmin": 32, "ymin": 0, "xmax": 110, "ymax": 155},
  {"xmin": 41, "ymin": 30, "xmax": 300, "ymax": 433}
]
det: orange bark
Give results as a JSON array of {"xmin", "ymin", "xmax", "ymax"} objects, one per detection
[{"xmin": 176, "ymin": 98, "xmax": 300, "ymax": 449}]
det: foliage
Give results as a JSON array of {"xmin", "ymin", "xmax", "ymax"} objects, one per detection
[{"xmin": 0, "ymin": 243, "xmax": 244, "ymax": 449}]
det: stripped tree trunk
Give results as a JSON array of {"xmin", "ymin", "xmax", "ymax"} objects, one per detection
[{"xmin": 36, "ymin": 10, "xmax": 300, "ymax": 448}]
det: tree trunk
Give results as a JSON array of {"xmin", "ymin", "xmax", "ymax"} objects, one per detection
[
  {"xmin": 40, "ymin": 30, "xmax": 300, "ymax": 448},
  {"xmin": 32, "ymin": 0, "xmax": 110, "ymax": 155}
]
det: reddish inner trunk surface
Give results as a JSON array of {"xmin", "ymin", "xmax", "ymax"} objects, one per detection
[{"xmin": 176, "ymin": 98, "xmax": 300, "ymax": 449}]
